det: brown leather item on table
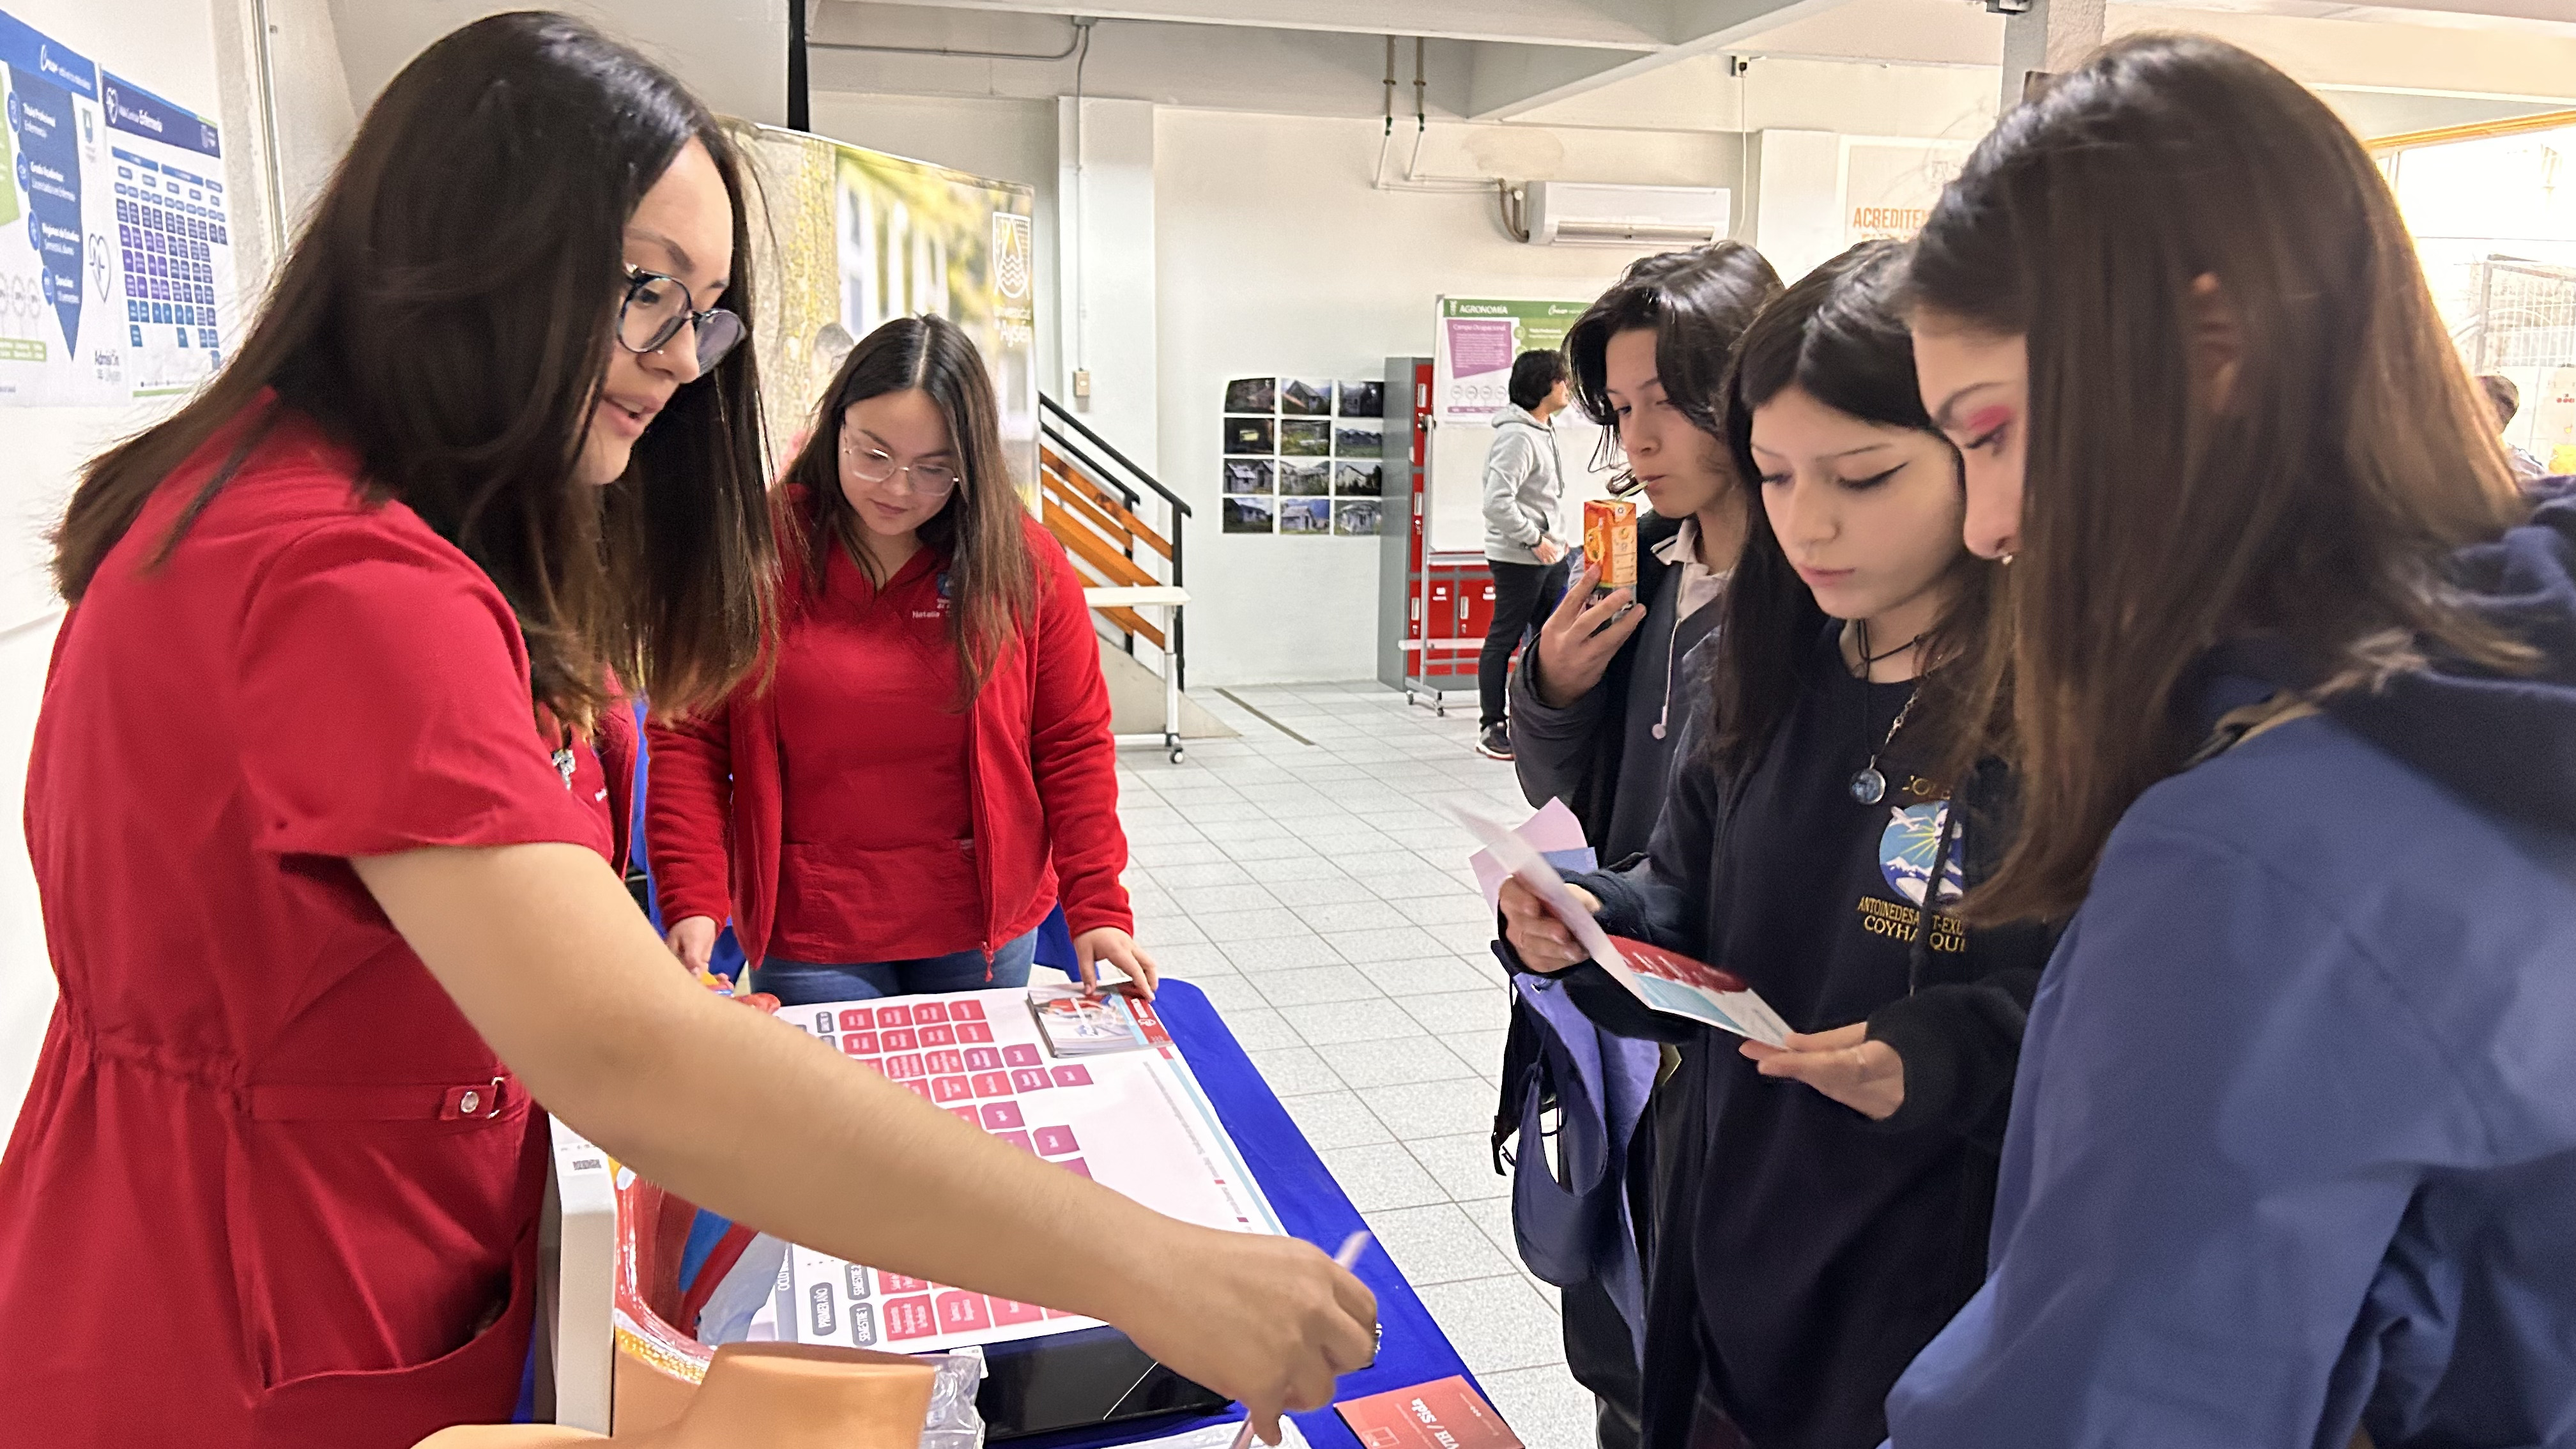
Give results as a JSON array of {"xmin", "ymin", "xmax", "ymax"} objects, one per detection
[{"xmin": 413, "ymin": 1343, "xmax": 937, "ymax": 1449}]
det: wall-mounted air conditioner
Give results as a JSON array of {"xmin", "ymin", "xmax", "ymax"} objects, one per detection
[{"xmin": 1521, "ymin": 181, "xmax": 1731, "ymax": 247}]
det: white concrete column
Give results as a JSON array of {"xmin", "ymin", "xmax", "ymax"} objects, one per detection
[
  {"xmin": 1054, "ymin": 95, "xmax": 1158, "ymax": 473},
  {"xmin": 1999, "ymin": 0, "xmax": 2107, "ymax": 116},
  {"xmin": 209, "ymin": 0, "xmax": 358, "ymax": 286}
]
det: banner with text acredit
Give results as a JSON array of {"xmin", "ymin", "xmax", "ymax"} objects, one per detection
[
  {"xmin": 0, "ymin": 6, "xmax": 239, "ymax": 406},
  {"xmin": 735, "ymin": 124, "xmax": 1039, "ymax": 501}
]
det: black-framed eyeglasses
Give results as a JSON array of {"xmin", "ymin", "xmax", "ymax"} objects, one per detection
[{"xmin": 618, "ymin": 265, "xmax": 744, "ymax": 372}]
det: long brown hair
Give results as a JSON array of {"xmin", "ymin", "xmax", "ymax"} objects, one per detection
[
  {"xmin": 54, "ymin": 12, "xmax": 776, "ymax": 727},
  {"xmin": 1712, "ymin": 241, "xmax": 2004, "ymax": 784},
  {"xmin": 779, "ymin": 316, "xmax": 1038, "ymax": 703},
  {"xmin": 1908, "ymin": 33, "xmax": 2532, "ymax": 923}
]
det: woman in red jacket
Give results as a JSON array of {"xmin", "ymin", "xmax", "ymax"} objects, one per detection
[{"xmin": 652, "ymin": 316, "xmax": 1156, "ymax": 1004}]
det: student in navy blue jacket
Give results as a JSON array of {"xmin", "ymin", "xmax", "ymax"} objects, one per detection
[{"xmin": 1890, "ymin": 34, "xmax": 2576, "ymax": 1447}]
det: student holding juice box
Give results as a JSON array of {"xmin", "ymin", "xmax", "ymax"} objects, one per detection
[
  {"xmin": 1510, "ymin": 241, "xmax": 1782, "ymax": 862},
  {"xmin": 1491, "ymin": 241, "xmax": 1778, "ymax": 1449}
]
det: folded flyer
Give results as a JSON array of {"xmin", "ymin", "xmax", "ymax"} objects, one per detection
[
  {"xmin": 1335, "ymin": 1375, "xmax": 1522, "ymax": 1449},
  {"xmin": 1468, "ymin": 796, "xmax": 1595, "ymax": 908},
  {"xmin": 1451, "ymin": 805, "xmax": 1791, "ymax": 1047}
]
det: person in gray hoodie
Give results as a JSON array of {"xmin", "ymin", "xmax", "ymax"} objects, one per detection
[{"xmin": 1476, "ymin": 349, "xmax": 1574, "ymax": 759}]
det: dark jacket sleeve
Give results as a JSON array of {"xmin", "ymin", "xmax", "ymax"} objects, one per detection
[
  {"xmin": 1865, "ymin": 967, "xmax": 2042, "ymax": 1147},
  {"xmin": 1497, "ymin": 656, "xmax": 1725, "ymax": 1046},
  {"xmin": 1505, "ymin": 634, "xmax": 1611, "ymax": 815}
]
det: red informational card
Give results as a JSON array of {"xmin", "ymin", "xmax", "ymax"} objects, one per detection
[{"xmin": 1335, "ymin": 1376, "xmax": 1523, "ymax": 1449}]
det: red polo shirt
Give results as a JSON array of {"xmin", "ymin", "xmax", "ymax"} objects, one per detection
[{"xmin": 0, "ymin": 400, "xmax": 610, "ymax": 1446}]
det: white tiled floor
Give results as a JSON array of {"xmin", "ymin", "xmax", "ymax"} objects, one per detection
[{"xmin": 1110, "ymin": 680, "xmax": 1600, "ymax": 1449}]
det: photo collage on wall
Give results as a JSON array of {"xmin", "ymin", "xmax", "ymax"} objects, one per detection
[{"xmin": 1222, "ymin": 377, "xmax": 1384, "ymax": 537}]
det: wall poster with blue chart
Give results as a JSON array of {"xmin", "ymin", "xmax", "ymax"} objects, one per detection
[{"xmin": 0, "ymin": 6, "xmax": 237, "ymax": 406}]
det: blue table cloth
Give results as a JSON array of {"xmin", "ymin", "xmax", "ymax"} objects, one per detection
[
  {"xmin": 575, "ymin": 970, "xmax": 1489, "ymax": 1446},
  {"xmin": 1012, "ymin": 978, "xmax": 1485, "ymax": 1449}
]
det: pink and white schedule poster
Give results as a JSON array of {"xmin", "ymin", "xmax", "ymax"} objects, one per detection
[
  {"xmin": 755, "ymin": 988, "xmax": 1283, "ymax": 1353},
  {"xmin": 1424, "ymin": 295, "xmax": 1617, "ymax": 554}
]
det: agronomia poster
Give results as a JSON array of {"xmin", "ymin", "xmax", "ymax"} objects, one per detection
[
  {"xmin": 733, "ymin": 123, "xmax": 1038, "ymax": 502},
  {"xmin": 1425, "ymin": 295, "xmax": 1615, "ymax": 554}
]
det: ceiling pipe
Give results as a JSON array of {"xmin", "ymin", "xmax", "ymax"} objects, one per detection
[{"xmin": 807, "ymin": 12, "xmax": 1089, "ymax": 62}]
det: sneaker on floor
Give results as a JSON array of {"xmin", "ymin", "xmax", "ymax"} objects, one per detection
[{"xmin": 1476, "ymin": 723, "xmax": 1514, "ymax": 761}]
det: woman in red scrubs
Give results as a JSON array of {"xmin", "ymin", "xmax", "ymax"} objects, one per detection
[
  {"xmin": 652, "ymin": 317, "xmax": 1153, "ymax": 1003},
  {"xmin": 0, "ymin": 15, "xmax": 1370, "ymax": 1448}
]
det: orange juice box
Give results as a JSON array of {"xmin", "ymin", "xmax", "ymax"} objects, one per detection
[{"xmin": 1584, "ymin": 498, "xmax": 1637, "ymax": 591}]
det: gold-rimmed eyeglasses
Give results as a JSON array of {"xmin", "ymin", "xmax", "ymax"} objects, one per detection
[{"xmin": 840, "ymin": 433, "xmax": 961, "ymax": 496}]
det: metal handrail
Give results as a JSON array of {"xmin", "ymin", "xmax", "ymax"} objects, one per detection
[
  {"xmin": 1035, "ymin": 394, "xmax": 1186, "ymax": 691},
  {"xmin": 1040, "ymin": 394, "xmax": 1193, "ymax": 517},
  {"xmin": 1041, "ymin": 428, "xmax": 1144, "ymax": 513}
]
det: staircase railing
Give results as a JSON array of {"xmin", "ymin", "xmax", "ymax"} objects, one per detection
[{"xmin": 1037, "ymin": 394, "xmax": 1190, "ymax": 691}]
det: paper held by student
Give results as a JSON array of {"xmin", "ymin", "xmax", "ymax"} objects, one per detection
[
  {"xmin": 1466, "ymin": 796, "xmax": 1593, "ymax": 908},
  {"xmin": 1454, "ymin": 803, "xmax": 1792, "ymax": 1047}
]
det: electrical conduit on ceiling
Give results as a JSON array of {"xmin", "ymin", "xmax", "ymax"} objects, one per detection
[{"xmin": 1372, "ymin": 35, "xmax": 1494, "ymax": 196}]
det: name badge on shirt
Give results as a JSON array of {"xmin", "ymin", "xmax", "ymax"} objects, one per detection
[{"xmin": 914, "ymin": 569, "xmax": 953, "ymax": 620}]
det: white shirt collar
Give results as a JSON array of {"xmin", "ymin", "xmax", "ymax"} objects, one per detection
[{"xmin": 1652, "ymin": 515, "xmax": 1728, "ymax": 620}]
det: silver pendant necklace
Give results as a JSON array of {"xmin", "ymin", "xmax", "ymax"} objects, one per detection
[
  {"xmin": 1848, "ymin": 620, "xmax": 1922, "ymax": 806},
  {"xmin": 1849, "ymin": 691, "xmax": 1919, "ymax": 805}
]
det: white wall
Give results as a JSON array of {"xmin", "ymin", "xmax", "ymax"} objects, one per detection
[
  {"xmin": 2, "ymin": 0, "xmax": 294, "ymax": 1122},
  {"xmin": 1060, "ymin": 97, "xmax": 1161, "ymax": 471},
  {"xmin": 1742, "ymin": 128, "xmax": 1848, "ymax": 284},
  {"xmin": 1156, "ymin": 110, "xmax": 1747, "ymax": 687},
  {"xmin": 325, "ymin": 0, "xmax": 789, "ymax": 128}
]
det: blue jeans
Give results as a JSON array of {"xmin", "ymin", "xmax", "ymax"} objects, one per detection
[{"xmin": 751, "ymin": 929, "xmax": 1039, "ymax": 1006}]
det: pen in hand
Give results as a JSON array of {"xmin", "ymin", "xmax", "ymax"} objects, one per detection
[{"xmin": 1231, "ymin": 1230, "xmax": 1374, "ymax": 1449}]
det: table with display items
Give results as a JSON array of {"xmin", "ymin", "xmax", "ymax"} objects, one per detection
[{"xmin": 543, "ymin": 979, "xmax": 1495, "ymax": 1449}]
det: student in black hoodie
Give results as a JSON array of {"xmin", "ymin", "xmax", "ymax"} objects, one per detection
[
  {"xmin": 1496, "ymin": 240, "xmax": 1780, "ymax": 1449},
  {"xmin": 1510, "ymin": 242, "xmax": 1783, "ymax": 861},
  {"xmin": 1501, "ymin": 241, "xmax": 2051, "ymax": 1449}
]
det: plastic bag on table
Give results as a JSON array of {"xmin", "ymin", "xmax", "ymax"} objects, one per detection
[{"xmin": 917, "ymin": 1347, "xmax": 988, "ymax": 1449}]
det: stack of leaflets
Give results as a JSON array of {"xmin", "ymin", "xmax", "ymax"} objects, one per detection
[{"xmin": 1027, "ymin": 984, "xmax": 1151, "ymax": 1057}]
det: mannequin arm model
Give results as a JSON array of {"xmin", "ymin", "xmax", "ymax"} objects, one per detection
[{"xmin": 355, "ymin": 842, "xmax": 1376, "ymax": 1438}]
